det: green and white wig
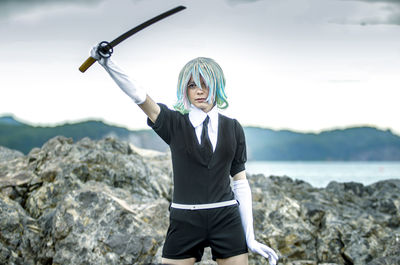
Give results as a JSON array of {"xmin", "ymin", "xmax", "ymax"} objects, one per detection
[{"xmin": 174, "ymin": 57, "xmax": 229, "ymax": 114}]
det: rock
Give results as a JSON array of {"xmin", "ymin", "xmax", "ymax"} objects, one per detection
[
  {"xmin": 1, "ymin": 136, "xmax": 172, "ymax": 265},
  {"xmin": 248, "ymin": 175, "xmax": 400, "ymax": 265},
  {"xmin": 0, "ymin": 137, "xmax": 399, "ymax": 265},
  {"xmin": 0, "ymin": 194, "xmax": 40, "ymax": 265},
  {"xmin": 21, "ymin": 136, "xmax": 172, "ymax": 220},
  {"xmin": 366, "ymin": 233, "xmax": 400, "ymax": 265},
  {"xmin": 0, "ymin": 146, "xmax": 23, "ymax": 162},
  {"xmin": 36, "ymin": 187, "xmax": 169, "ymax": 264}
]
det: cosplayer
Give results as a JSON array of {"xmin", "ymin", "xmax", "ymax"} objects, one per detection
[{"xmin": 90, "ymin": 45, "xmax": 279, "ymax": 265}]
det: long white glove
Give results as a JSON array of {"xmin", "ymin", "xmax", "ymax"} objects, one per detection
[
  {"xmin": 90, "ymin": 45, "xmax": 147, "ymax": 104},
  {"xmin": 233, "ymin": 179, "xmax": 279, "ymax": 265}
]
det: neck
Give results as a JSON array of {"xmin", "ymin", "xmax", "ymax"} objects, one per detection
[{"xmin": 203, "ymin": 107, "xmax": 213, "ymax": 113}]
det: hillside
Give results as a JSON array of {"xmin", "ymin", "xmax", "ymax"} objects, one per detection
[
  {"xmin": 244, "ymin": 126, "xmax": 400, "ymax": 160},
  {"xmin": 0, "ymin": 116, "xmax": 167, "ymax": 154},
  {"xmin": 1, "ymin": 115, "xmax": 400, "ymax": 161}
]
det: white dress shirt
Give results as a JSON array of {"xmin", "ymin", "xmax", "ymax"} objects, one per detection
[{"xmin": 188, "ymin": 105, "xmax": 219, "ymax": 152}]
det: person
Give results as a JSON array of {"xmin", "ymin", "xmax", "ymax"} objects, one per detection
[{"xmin": 90, "ymin": 44, "xmax": 279, "ymax": 265}]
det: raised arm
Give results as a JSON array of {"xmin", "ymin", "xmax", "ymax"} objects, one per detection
[
  {"xmin": 138, "ymin": 95, "xmax": 160, "ymax": 123},
  {"xmin": 90, "ymin": 45, "xmax": 160, "ymax": 123}
]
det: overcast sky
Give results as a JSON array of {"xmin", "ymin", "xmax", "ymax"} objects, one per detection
[{"xmin": 0, "ymin": 0, "xmax": 399, "ymax": 134}]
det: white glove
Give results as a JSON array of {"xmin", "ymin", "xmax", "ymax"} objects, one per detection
[
  {"xmin": 233, "ymin": 179, "xmax": 279, "ymax": 265},
  {"xmin": 90, "ymin": 45, "xmax": 147, "ymax": 104}
]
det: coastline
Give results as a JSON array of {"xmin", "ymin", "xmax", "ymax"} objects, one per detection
[{"xmin": 246, "ymin": 160, "xmax": 400, "ymax": 188}]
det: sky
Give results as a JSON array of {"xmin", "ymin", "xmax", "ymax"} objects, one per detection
[{"xmin": 0, "ymin": 0, "xmax": 399, "ymax": 134}]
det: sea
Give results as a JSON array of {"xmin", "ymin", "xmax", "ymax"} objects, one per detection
[{"xmin": 246, "ymin": 161, "xmax": 400, "ymax": 188}]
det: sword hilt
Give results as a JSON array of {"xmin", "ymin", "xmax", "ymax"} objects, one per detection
[
  {"xmin": 97, "ymin": 41, "xmax": 113, "ymax": 58},
  {"xmin": 79, "ymin": 57, "xmax": 97, "ymax": 73},
  {"xmin": 79, "ymin": 41, "xmax": 113, "ymax": 73}
]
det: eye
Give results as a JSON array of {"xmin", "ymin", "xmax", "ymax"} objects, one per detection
[{"xmin": 187, "ymin": 82, "xmax": 196, "ymax": 89}]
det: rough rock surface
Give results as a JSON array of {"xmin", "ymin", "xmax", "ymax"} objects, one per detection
[
  {"xmin": 0, "ymin": 146, "xmax": 23, "ymax": 162},
  {"xmin": 0, "ymin": 136, "xmax": 399, "ymax": 265},
  {"xmin": 249, "ymin": 176, "xmax": 400, "ymax": 265}
]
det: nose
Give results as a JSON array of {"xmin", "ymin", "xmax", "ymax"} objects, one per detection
[{"xmin": 196, "ymin": 87, "xmax": 205, "ymax": 93}]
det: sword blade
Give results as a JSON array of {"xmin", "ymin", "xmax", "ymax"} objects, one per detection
[
  {"xmin": 79, "ymin": 5, "xmax": 186, "ymax": 73},
  {"xmin": 109, "ymin": 5, "xmax": 186, "ymax": 48}
]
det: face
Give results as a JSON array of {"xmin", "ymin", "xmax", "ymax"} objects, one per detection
[{"xmin": 187, "ymin": 75, "xmax": 214, "ymax": 113}]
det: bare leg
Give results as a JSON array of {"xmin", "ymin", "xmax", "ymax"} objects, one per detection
[
  {"xmin": 161, "ymin": 257, "xmax": 196, "ymax": 265},
  {"xmin": 216, "ymin": 253, "xmax": 248, "ymax": 265}
]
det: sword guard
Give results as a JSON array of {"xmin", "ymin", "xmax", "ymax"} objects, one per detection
[{"xmin": 97, "ymin": 41, "xmax": 113, "ymax": 58}]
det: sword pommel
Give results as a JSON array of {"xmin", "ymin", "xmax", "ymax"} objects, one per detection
[{"xmin": 79, "ymin": 57, "xmax": 97, "ymax": 73}]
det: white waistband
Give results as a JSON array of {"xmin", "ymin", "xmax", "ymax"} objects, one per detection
[{"xmin": 171, "ymin": 200, "xmax": 237, "ymax": 210}]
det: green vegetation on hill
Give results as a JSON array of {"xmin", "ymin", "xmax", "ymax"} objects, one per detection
[
  {"xmin": 1, "ymin": 115, "xmax": 400, "ymax": 160},
  {"xmin": 0, "ymin": 116, "xmax": 166, "ymax": 154},
  {"xmin": 244, "ymin": 126, "xmax": 400, "ymax": 160}
]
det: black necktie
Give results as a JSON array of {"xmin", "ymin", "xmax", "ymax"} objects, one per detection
[{"xmin": 201, "ymin": 116, "xmax": 213, "ymax": 161}]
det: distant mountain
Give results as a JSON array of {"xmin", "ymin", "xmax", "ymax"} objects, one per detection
[
  {"xmin": 0, "ymin": 115, "xmax": 23, "ymax": 126},
  {"xmin": 244, "ymin": 126, "xmax": 400, "ymax": 161},
  {"xmin": 1, "ymin": 115, "xmax": 400, "ymax": 161},
  {"xmin": 0, "ymin": 117, "xmax": 167, "ymax": 155}
]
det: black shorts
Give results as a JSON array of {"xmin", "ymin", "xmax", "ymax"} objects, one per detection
[{"xmin": 162, "ymin": 204, "xmax": 248, "ymax": 262}]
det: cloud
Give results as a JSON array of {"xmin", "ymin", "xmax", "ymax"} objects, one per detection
[
  {"xmin": 327, "ymin": 80, "xmax": 361, "ymax": 83},
  {"xmin": 0, "ymin": 0, "xmax": 104, "ymax": 19},
  {"xmin": 353, "ymin": 0, "xmax": 400, "ymax": 3},
  {"xmin": 225, "ymin": 0, "xmax": 400, "ymax": 25},
  {"xmin": 358, "ymin": 11, "xmax": 400, "ymax": 25},
  {"xmin": 333, "ymin": 0, "xmax": 400, "ymax": 25},
  {"xmin": 358, "ymin": 9, "xmax": 400, "ymax": 25},
  {"xmin": 226, "ymin": 0, "xmax": 263, "ymax": 5}
]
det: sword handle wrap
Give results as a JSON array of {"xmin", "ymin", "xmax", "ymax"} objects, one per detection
[{"xmin": 79, "ymin": 57, "xmax": 97, "ymax": 73}]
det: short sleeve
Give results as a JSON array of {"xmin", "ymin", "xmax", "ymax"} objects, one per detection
[
  {"xmin": 230, "ymin": 119, "xmax": 247, "ymax": 176},
  {"xmin": 147, "ymin": 103, "xmax": 174, "ymax": 145}
]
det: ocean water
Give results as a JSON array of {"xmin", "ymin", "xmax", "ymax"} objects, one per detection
[{"xmin": 246, "ymin": 161, "xmax": 400, "ymax": 188}]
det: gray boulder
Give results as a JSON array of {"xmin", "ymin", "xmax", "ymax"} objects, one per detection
[
  {"xmin": 248, "ymin": 175, "xmax": 400, "ymax": 265},
  {"xmin": 1, "ymin": 136, "xmax": 172, "ymax": 264}
]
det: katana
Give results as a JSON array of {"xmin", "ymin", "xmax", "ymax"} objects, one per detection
[{"xmin": 79, "ymin": 5, "xmax": 186, "ymax": 73}]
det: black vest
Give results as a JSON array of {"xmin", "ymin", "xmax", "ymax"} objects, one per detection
[{"xmin": 148, "ymin": 104, "xmax": 246, "ymax": 204}]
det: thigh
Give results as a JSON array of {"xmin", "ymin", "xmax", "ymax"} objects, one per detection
[
  {"xmin": 208, "ymin": 206, "xmax": 248, "ymax": 260},
  {"xmin": 162, "ymin": 257, "xmax": 196, "ymax": 265},
  {"xmin": 216, "ymin": 253, "xmax": 248, "ymax": 265},
  {"xmin": 162, "ymin": 209, "xmax": 207, "ymax": 262}
]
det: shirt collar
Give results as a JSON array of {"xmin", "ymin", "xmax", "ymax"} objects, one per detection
[{"xmin": 189, "ymin": 105, "xmax": 219, "ymax": 130}]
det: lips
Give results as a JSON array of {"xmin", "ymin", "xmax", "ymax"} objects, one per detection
[{"xmin": 195, "ymin": 98, "xmax": 207, "ymax": 102}]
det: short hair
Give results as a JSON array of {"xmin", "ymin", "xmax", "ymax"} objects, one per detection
[{"xmin": 174, "ymin": 57, "xmax": 229, "ymax": 114}]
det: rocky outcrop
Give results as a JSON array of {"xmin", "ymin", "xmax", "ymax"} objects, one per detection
[
  {"xmin": 0, "ymin": 136, "xmax": 172, "ymax": 265},
  {"xmin": 0, "ymin": 136, "xmax": 399, "ymax": 265},
  {"xmin": 249, "ymin": 176, "xmax": 400, "ymax": 265}
]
